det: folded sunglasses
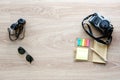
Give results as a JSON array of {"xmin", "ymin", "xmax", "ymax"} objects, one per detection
[{"xmin": 18, "ymin": 47, "xmax": 34, "ymax": 63}]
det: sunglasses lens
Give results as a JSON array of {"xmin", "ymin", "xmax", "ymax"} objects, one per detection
[
  {"xmin": 18, "ymin": 47, "xmax": 26, "ymax": 54},
  {"xmin": 26, "ymin": 55, "xmax": 34, "ymax": 63}
]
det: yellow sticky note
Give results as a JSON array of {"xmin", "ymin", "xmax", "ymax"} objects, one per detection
[
  {"xmin": 82, "ymin": 39, "xmax": 85, "ymax": 46},
  {"xmin": 75, "ymin": 47, "xmax": 88, "ymax": 60}
]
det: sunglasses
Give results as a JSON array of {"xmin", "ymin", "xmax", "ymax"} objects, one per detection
[{"xmin": 18, "ymin": 47, "xmax": 34, "ymax": 63}]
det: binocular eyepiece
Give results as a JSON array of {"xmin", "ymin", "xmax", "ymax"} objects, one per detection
[{"xmin": 8, "ymin": 18, "xmax": 26, "ymax": 41}]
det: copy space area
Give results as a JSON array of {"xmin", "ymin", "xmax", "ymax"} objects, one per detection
[{"xmin": 0, "ymin": 0, "xmax": 120, "ymax": 80}]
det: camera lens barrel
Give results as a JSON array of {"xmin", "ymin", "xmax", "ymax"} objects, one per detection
[{"xmin": 100, "ymin": 20, "xmax": 110, "ymax": 29}]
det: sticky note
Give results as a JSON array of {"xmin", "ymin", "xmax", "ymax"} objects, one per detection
[
  {"xmin": 77, "ymin": 38, "xmax": 90, "ymax": 47},
  {"xmin": 75, "ymin": 47, "xmax": 89, "ymax": 60},
  {"xmin": 84, "ymin": 39, "xmax": 87, "ymax": 46},
  {"xmin": 86, "ymin": 39, "xmax": 90, "ymax": 46},
  {"xmin": 77, "ymin": 38, "xmax": 81, "ymax": 46},
  {"xmin": 80, "ymin": 39, "xmax": 82, "ymax": 46},
  {"xmin": 82, "ymin": 39, "xmax": 85, "ymax": 46}
]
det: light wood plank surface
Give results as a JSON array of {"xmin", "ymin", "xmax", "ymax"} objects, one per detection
[{"xmin": 0, "ymin": 0, "xmax": 120, "ymax": 80}]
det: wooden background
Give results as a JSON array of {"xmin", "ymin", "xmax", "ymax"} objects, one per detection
[{"xmin": 0, "ymin": 0, "xmax": 120, "ymax": 80}]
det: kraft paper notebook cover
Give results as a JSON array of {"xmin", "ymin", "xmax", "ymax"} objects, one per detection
[{"xmin": 92, "ymin": 40, "xmax": 108, "ymax": 63}]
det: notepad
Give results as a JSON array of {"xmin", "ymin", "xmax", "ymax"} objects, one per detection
[
  {"xmin": 92, "ymin": 40, "xmax": 108, "ymax": 63},
  {"xmin": 75, "ymin": 47, "xmax": 89, "ymax": 60},
  {"xmin": 75, "ymin": 38, "xmax": 90, "ymax": 61}
]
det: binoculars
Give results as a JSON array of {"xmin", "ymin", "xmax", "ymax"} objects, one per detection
[{"xmin": 8, "ymin": 18, "xmax": 26, "ymax": 41}]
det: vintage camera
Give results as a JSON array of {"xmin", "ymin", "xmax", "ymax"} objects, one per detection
[
  {"xmin": 82, "ymin": 13, "xmax": 113, "ymax": 45},
  {"xmin": 89, "ymin": 13, "xmax": 113, "ymax": 35}
]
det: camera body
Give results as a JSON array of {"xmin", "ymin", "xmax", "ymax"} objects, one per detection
[
  {"xmin": 82, "ymin": 13, "xmax": 114, "ymax": 45},
  {"xmin": 89, "ymin": 13, "xmax": 113, "ymax": 34}
]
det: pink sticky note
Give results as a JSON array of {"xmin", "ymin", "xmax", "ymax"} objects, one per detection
[{"xmin": 86, "ymin": 39, "xmax": 90, "ymax": 47}]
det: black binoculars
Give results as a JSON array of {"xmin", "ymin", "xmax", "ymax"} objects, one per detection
[{"xmin": 8, "ymin": 18, "xmax": 26, "ymax": 41}]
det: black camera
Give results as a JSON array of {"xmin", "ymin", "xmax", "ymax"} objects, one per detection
[
  {"xmin": 89, "ymin": 13, "xmax": 113, "ymax": 35},
  {"xmin": 82, "ymin": 13, "xmax": 113, "ymax": 45}
]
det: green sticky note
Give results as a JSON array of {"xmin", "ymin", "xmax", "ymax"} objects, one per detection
[{"xmin": 80, "ymin": 39, "xmax": 83, "ymax": 46}]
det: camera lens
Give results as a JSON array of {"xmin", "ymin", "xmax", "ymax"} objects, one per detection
[{"xmin": 100, "ymin": 20, "xmax": 110, "ymax": 29}]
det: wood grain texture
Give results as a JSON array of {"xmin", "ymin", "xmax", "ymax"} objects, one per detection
[{"xmin": 0, "ymin": 0, "xmax": 120, "ymax": 80}]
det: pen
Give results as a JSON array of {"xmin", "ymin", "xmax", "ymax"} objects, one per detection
[{"xmin": 90, "ymin": 48, "xmax": 107, "ymax": 62}]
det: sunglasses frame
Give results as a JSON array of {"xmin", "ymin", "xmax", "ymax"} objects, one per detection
[{"xmin": 18, "ymin": 47, "xmax": 34, "ymax": 63}]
